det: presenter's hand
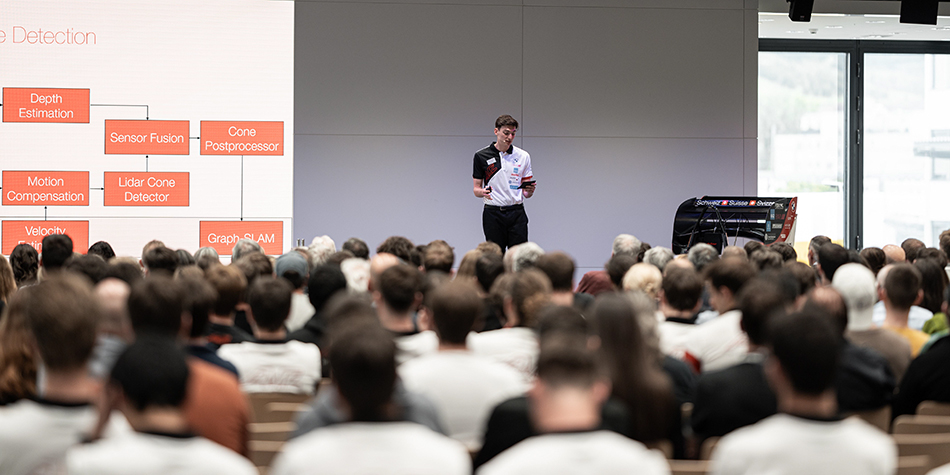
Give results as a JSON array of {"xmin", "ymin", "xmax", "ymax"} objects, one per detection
[
  {"xmin": 483, "ymin": 187, "xmax": 493, "ymax": 200},
  {"xmin": 523, "ymin": 182, "xmax": 536, "ymax": 198}
]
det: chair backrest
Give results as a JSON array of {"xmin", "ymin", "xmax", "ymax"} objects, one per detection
[
  {"xmin": 699, "ymin": 437, "xmax": 720, "ymax": 461},
  {"xmin": 893, "ymin": 415, "xmax": 950, "ymax": 435},
  {"xmin": 669, "ymin": 460, "xmax": 710, "ymax": 475},
  {"xmin": 646, "ymin": 440, "xmax": 673, "ymax": 459},
  {"xmin": 893, "ymin": 433, "xmax": 950, "ymax": 470},
  {"xmin": 897, "ymin": 455, "xmax": 931, "ymax": 475},
  {"xmin": 917, "ymin": 401, "xmax": 950, "ymax": 417},
  {"xmin": 850, "ymin": 406, "xmax": 892, "ymax": 433},
  {"xmin": 247, "ymin": 392, "xmax": 312, "ymax": 423}
]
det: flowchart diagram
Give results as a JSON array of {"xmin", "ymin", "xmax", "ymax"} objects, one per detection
[{"xmin": 0, "ymin": 0, "xmax": 294, "ymax": 257}]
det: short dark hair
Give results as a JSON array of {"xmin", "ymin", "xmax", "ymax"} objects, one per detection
[
  {"xmin": 308, "ymin": 264, "xmax": 348, "ymax": 312},
  {"xmin": 429, "ymin": 281, "xmax": 482, "ymax": 345},
  {"xmin": 10, "ymin": 243, "xmax": 38, "ymax": 286},
  {"xmin": 323, "ymin": 293, "xmax": 378, "ymax": 334},
  {"xmin": 705, "ymin": 258, "xmax": 756, "ymax": 295},
  {"xmin": 809, "ymin": 235, "xmax": 832, "ymax": 253},
  {"xmin": 41, "ymin": 234, "xmax": 73, "ymax": 269},
  {"xmin": 329, "ymin": 322, "xmax": 397, "ymax": 422},
  {"xmin": 750, "ymin": 249, "xmax": 784, "ymax": 272},
  {"xmin": 410, "ymin": 245, "xmax": 425, "ymax": 268},
  {"xmin": 476, "ymin": 241, "xmax": 503, "ymax": 257},
  {"xmin": 176, "ymin": 249, "xmax": 195, "ymax": 267},
  {"xmin": 743, "ymin": 241, "xmax": 764, "ymax": 257},
  {"xmin": 536, "ymin": 336, "xmax": 599, "ymax": 389},
  {"xmin": 534, "ymin": 252, "xmax": 576, "ymax": 292},
  {"xmin": 803, "ymin": 288, "xmax": 848, "ymax": 338},
  {"xmin": 64, "ymin": 254, "xmax": 108, "ymax": 284},
  {"xmin": 475, "ymin": 253, "xmax": 504, "ymax": 294},
  {"xmin": 176, "ymin": 273, "xmax": 217, "ymax": 338},
  {"xmin": 769, "ymin": 310, "xmax": 840, "ymax": 395},
  {"xmin": 817, "ymin": 243, "xmax": 849, "ymax": 281},
  {"xmin": 342, "ymin": 238, "xmax": 369, "ymax": 259},
  {"xmin": 233, "ymin": 253, "xmax": 273, "ymax": 289},
  {"xmin": 205, "ymin": 265, "xmax": 247, "ymax": 316},
  {"xmin": 104, "ymin": 260, "xmax": 144, "ymax": 287},
  {"xmin": 662, "ymin": 267, "xmax": 703, "ymax": 312},
  {"xmin": 785, "ymin": 261, "xmax": 817, "ymax": 295},
  {"xmin": 860, "ymin": 247, "xmax": 886, "ymax": 276},
  {"xmin": 606, "ymin": 254, "xmax": 638, "ymax": 288},
  {"xmin": 247, "ymin": 276, "xmax": 293, "ymax": 332},
  {"xmin": 770, "ymin": 242, "xmax": 797, "ymax": 262},
  {"xmin": 325, "ymin": 251, "xmax": 355, "ymax": 267},
  {"xmin": 376, "ymin": 236, "xmax": 415, "ymax": 263},
  {"xmin": 902, "ymin": 238, "xmax": 926, "ymax": 263},
  {"xmin": 738, "ymin": 278, "xmax": 789, "ymax": 345},
  {"xmin": 423, "ymin": 240, "xmax": 455, "ymax": 274},
  {"xmin": 536, "ymin": 305, "xmax": 587, "ymax": 340},
  {"xmin": 26, "ymin": 274, "xmax": 99, "ymax": 371},
  {"xmin": 495, "ymin": 115, "xmax": 519, "ymax": 129},
  {"xmin": 510, "ymin": 269, "xmax": 552, "ymax": 328},
  {"xmin": 143, "ymin": 246, "xmax": 179, "ymax": 275},
  {"xmin": 88, "ymin": 241, "xmax": 116, "ymax": 260},
  {"xmin": 377, "ymin": 264, "xmax": 423, "ymax": 313},
  {"xmin": 111, "ymin": 336, "xmax": 189, "ymax": 411},
  {"xmin": 916, "ymin": 248, "xmax": 948, "ymax": 268},
  {"xmin": 913, "ymin": 258, "xmax": 947, "ymax": 315},
  {"xmin": 128, "ymin": 276, "xmax": 184, "ymax": 337},
  {"xmin": 884, "ymin": 263, "xmax": 922, "ymax": 310}
]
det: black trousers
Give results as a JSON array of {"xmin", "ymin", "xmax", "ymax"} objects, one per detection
[{"xmin": 483, "ymin": 203, "xmax": 528, "ymax": 252}]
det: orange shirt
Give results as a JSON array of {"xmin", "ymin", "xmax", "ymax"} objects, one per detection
[{"xmin": 184, "ymin": 359, "xmax": 250, "ymax": 456}]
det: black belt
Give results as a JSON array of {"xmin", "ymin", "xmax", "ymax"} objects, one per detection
[{"xmin": 485, "ymin": 203, "xmax": 524, "ymax": 212}]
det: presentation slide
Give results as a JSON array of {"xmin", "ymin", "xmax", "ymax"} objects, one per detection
[{"xmin": 0, "ymin": 0, "xmax": 294, "ymax": 258}]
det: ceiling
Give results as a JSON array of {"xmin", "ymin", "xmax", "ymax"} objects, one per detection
[{"xmin": 758, "ymin": 0, "xmax": 950, "ymax": 40}]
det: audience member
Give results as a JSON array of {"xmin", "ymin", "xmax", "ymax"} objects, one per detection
[
  {"xmin": 915, "ymin": 258, "xmax": 949, "ymax": 334},
  {"xmin": 657, "ymin": 266, "xmax": 703, "ymax": 355},
  {"xmin": 721, "ymin": 245, "xmax": 747, "ymax": 261},
  {"xmin": 882, "ymin": 244, "xmax": 905, "ymax": 264},
  {"xmin": 0, "ymin": 290, "xmax": 37, "ymax": 405},
  {"xmin": 374, "ymin": 263, "xmax": 424, "ymax": 336},
  {"xmin": 87, "ymin": 241, "xmax": 116, "ymax": 261},
  {"xmin": 376, "ymin": 235, "xmax": 414, "ymax": 263},
  {"xmin": 749, "ymin": 248, "xmax": 783, "ymax": 272},
  {"xmin": 509, "ymin": 241, "xmax": 544, "ymax": 273},
  {"xmin": 456, "ymin": 249, "xmax": 482, "ymax": 283},
  {"xmin": 878, "ymin": 264, "xmax": 930, "ymax": 355},
  {"xmin": 770, "ymin": 242, "xmax": 797, "ymax": 262},
  {"xmin": 88, "ymin": 279, "xmax": 134, "ymax": 380},
  {"xmin": 339, "ymin": 256, "xmax": 370, "ymax": 293},
  {"xmin": 10, "ymin": 243, "xmax": 38, "ymax": 287},
  {"xmin": 688, "ymin": 243, "xmax": 719, "ymax": 272},
  {"xmin": 902, "ymin": 237, "xmax": 926, "ymax": 263},
  {"xmin": 605, "ymin": 253, "xmax": 637, "ymax": 290},
  {"xmin": 871, "ymin": 263, "xmax": 932, "ymax": 331},
  {"xmin": 64, "ymin": 254, "xmax": 109, "ymax": 284},
  {"xmin": 204, "ymin": 264, "xmax": 252, "ymax": 347},
  {"xmin": 534, "ymin": 251, "xmax": 592, "ymax": 310},
  {"xmin": 194, "ymin": 246, "xmax": 220, "ymax": 270},
  {"xmin": 743, "ymin": 241, "xmax": 764, "ymax": 258},
  {"xmin": 288, "ymin": 264, "xmax": 347, "ymax": 349},
  {"xmin": 231, "ymin": 238, "xmax": 263, "ymax": 262},
  {"xmin": 710, "ymin": 310, "xmax": 896, "ymax": 475},
  {"xmin": 643, "ymin": 246, "xmax": 675, "ymax": 271},
  {"xmin": 816, "ymin": 242, "xmax": 849, "ymax": 285},
  {"xmin": 40, "ymin": 233, "xmax": 73, "ymax": 272},
  {"xmin": 576, "ymin": 234, "xmax": 639, "ymax": 295},
  {"xmin": 174, "ymin": 273, "xmax": 237, "ymax": 377},
  {"xmin": 423, "ymin": 240, "xmax": 455, "ymax": 274},
  {"xmin": 622, "ymin": 262, "xmax": 663, "ymax": 300},
  {"xmin": 341, "ymin": 237, "xmax": 369, "ymax": 259},
  {"xmin": 807, "ymin": 235, "xmax": 831, "ymax": 267},
  {"xmin": 275, "ymin": 251, "xmax": 314, "ymax": 332},
  {"xmin": 860, "ymin": 247, "xmax": 887, "ymax": 276}
]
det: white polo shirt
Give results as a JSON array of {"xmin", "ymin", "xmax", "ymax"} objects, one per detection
[{"xmin": 473, "ymin": 142, "xmax": 533, "ymax": 207}]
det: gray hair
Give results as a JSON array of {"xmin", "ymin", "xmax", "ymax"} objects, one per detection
[
  {"xmin": 612, "ymin": 234, "xmax": 641, "ymax": 258},
  {"xmin": 340, "ymin": 257, "xmax": 371, "ymax": 294},
  {"xmin": 643, "ymin": 246, "xmax": 674, "ymax": 271},
  {"xmin": 687, "ymin": 243, "xmax": 719, "ymax": 271},
  {"xmin": 307, "ymin": 235, "xmax": 337, "ymax": 267},
  {"xmin": 232, "ymin": 238, "xmax": 262, "ymax": 261},
  {"xmin": 511, "ymin": 242, "xmax": 545, "ymax": 273}
]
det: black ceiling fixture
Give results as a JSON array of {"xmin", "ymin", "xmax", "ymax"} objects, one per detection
[
  {"xmin": 788, "ymin": 0, "xmax": 815, "ymax": 22},
  {"xmin": 901, "ymin": 0, "xmax": 940, "ymax": 25}
]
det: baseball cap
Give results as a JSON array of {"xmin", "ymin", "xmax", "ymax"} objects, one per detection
[{"xmin": 832, "ymin": 263, "xmax": 877, "ymax": 331}]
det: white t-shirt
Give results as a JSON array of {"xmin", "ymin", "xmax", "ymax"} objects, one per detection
[
  {"xmin": 0, "ymin": 399, "xmax": 131, "ymax": 475},
  {"xmin": 677, "ymin": 310, "xmax": 748, "ymax": 372},
  {"xmin": 871, "ymin": 301, "xmax": 932, "ymax": 331},
  {"xmin": 395, "ymin": 330, "xmax": 440, "ymax": 365},
  {"xmin": 658, "ymin": 319, "xmax": 695, "ymax": 356},
  {"xmin": 468, "ymin": 327, "xmax": 539, "ymax": 383},
  {"xmin": 272, "ymin": 422, "xmax": 471, "ymax": 475},
  {"xmin": 217, "ymin": 340, "xmax": 321, "ymax": 394},
  {"xmin": 67, "ymin": 431, "xmax": 257, "ymax": 475},
  {"xmin": 710, "ymin": 413, "xmax": 897, "ymax": 475},
  {"xmin": 399, "ymin": 350, "xmax": 528, "ymax": 450},
  {"xmin": 476, "ymin": 430, "xmax": 671, "ymax": 475},
  {"xmin": 284, "ymin": 292, "xmax": 316, "ymax": 333}
]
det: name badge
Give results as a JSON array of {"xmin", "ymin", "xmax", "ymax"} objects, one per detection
[{"xmin": 487, "ymin": 158, "xmax": 496, "ymax": 165}]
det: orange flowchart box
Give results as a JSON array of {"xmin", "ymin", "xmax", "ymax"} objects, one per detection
[
  {"xmin": 103, "ymin": 172, "xmax": 189, "ymax": 206},
  {"xmin": 200, "ymin": 121, "xmax": 283, "ymax": 155},
  {"xmin": 104, "ymin": 120, "xmax": 190, "ymax": 155},
  {"xmin": 2, "ymin": 171, "xmax": 89, "ymax": 206},
  {"xmin": 2, "ymin": 88, "xmax": 90, "ymax": 123},
  {"xmin": 2, "ymin": 220, "xmax": 89, "ymax": 254},
  {"xmin": 199, "ymin": 221, "xmax": 282, "ymax": 256}
]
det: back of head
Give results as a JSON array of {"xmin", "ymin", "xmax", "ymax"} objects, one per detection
[
  {"xmin": 940, "ymin": 230, "xmax": 950, "ymax": 263},
  {"xmin": 41, "ymin": 234, "xmax": 73, "ymax": 269},
  {"xmin": 916, "ymin": 247, "xmax": 948, "ymax": 267},
  {"xmin": 377, "ymin": 264, "xmax": 424, "ymax": 314},
  {"xmin": 88, "ymin": 241, "xmax": 116, "ymax": 261},
  {"xmin": 307, "ymin": 235, "xmax": 337, "ymax": 267},
  {"xmin": 770, "ymin": 242, "xmax": 798, "ymax": 262},
  {"xmin": 606, "ymin": 254, "xmax": 637, "ymax": 288},
  {"xmin": 323, "ymin": 293, "xmax": 378, "ymax": 335},
  {"xmin": 340, "ymin": 257, "xmax": 370, "ymax": 293},
  {"xmin": 275, "ymin": 251, "xmax": 309, "ymax": 290},
  {"xmin": 510, "ymin": 269, "xmax": 552, "ymax": 327},
  {"xmin": 737, "ymin": 278, "xmax": 789, "ymax": 346},
  {"xmin": 128, "ymin": 275, "xmax": 184, "ymax": 337},
  {"xmin": 475, "ymin": 253, "xmax": 505, "ymax": 294},
  {"xmin": 884, "ymin": 263, "xmax": 922, "ymax": 311},
  {"xmin": 231, "ymin": 238, "xmax": 263, "ymax": 262},
  {"xmin": 0, "ymin": 256, "xmax": 15, "ymax": 304},
  {"xmin": 768, "ymin": 310, "xmax": 840, "ymax": 396},
  {"xmin": 511, "ymin": 242, "xmax": 545, "ymax": 273},
  {"xmin": 622, "ymin": 263, "xmax": 662, "ymax": 298},
  {"xmin": 913, "ymin": 258, "xmax": 947, "ymax": 315},
  {"xmin": 612, "ymin": 234, "xmax": 641, "ymax": 258},
  {"xmin": 342, "ymin": 237, "xmax": 369, "ymax": 260},
  {"xmin": 643, "ymin": 247, "xmax": 675, "ymax": 272},
  {"xmin": 376, "ymin": 236, "xmax": 414, "ymax": 263},
  {"xmin": 705, "ymin": 257, "xmax": 756, "ymax": 295},
  {"xmin": 10, "ymin": 243, "xmax": 39, "ymax": 286},
  {"xmin": 817, "ymin": 243, "xmax": 849, "ymax": 281},
  {"xmin": 104, "ymin": 259, "xmax": 144, "ymax": 287},
  {"xmin": 233, "ymin": 252, "xmax": 273, "ymax": 288},
  {"xmin": 111, "ymin": 336, "xmax": 189, "ymax": 412},
  {"xmin": 883, "ymin": 244, "xmax": 905, "ymax": 264},
  {"xmin": 831, "ymin": 263, "xmax": 877, "ymax": 331},
  {"xmin": 205, "ymin": 264, "xmax": 247, "ymax": 317},
  {"xmin": 423, "ymin": 240, "xmax": 455, "ymax": 274},
  {"xmin": 534, "ymin": 252, "xmax": 575, "ymax": 292},
  {"xmin": 476, "ymin": 241, "xmax": 503, "ymax": 257},
  {"xmin": 536, "ymin": 305, "xmax": 588, "ymax": 341},
  {"xmin": 142, "ymin": 246, "xmax": 179, "ymax": 275},
  {"xmin": 26, "ymin": 273, "xmax": 100, "ymax": 371},
  {"xmin": 803, "ymin": 287, "xmax": 848, "ymax": 338},
  {"xmin": 247, "ymin": 276, "xmax": 293, "ymax": 332},
  {"xmin": 860, "ymin": 247, "xmax": 886, "ymax": 276},
  {"xmin": 809, "ymin": 235, "xmax": 832, "ymax": 257},
  {"xmin": 429, "ymin": 281, "xmax": 482, "ymax": 345},
  {"xmin": 662, "ymin": 266, "xmax": 703, "ymax": 312},
  {"xmin": 902, "ymin": 238, "xmax": 925, "ymax": 263},
  {"xmin": 194, "ymin": 247, "xmax": 220, "ymax": 270},
  {"xmin": 64, "ymin": 254, "xmax": 108, "ymax": 285},
  {"xmin": 750, "ymin": 249, "xmax": 784, "ymax": 272},
  {"xmin": 176, "ymin": 249, "xmax": 195, "ymax": 267},
  {"xmin": 309, "ymin": 264, "xmax": 348, "ymax": 312},
  {"xmin": 456, "ymin": 250, "xmax": 482, "ymax": 280},
  {"xmin": 329, "ymin": 322, "xmax": 397, "ymax": 422},
  {"xmin": 536, "ymin": 336, "xmax": 600, "ymax": 390},
  {"xmin": 785, "ymin": 261, "xmax": 817, "ymax": 296},
  {"xmin": 95, "ymin": 278, "xmax": 132, "ymax": 337},
  {"xmin": 688, "ymin": 243, "xmax": 719, "ymax": 272},
  {"xmin": 175, "ymin": 273, "xmax": 217, "ymax": 339},
  {"xmin": 721, "ymin": 246, "xmax": 748, "ymax": 261}
]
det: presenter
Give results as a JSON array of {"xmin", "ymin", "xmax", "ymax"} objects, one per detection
[{"xmin": 472, "ymin": 115, "xmax": 536, "ymax": 252}]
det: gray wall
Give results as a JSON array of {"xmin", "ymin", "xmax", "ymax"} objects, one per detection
[{"xmin": 294, "ymin": 0, "xmax": 758, "ymax": 274}]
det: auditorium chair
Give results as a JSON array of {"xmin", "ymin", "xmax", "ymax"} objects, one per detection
[
  {"xmin": 893, "ymin": 432, "xmax": 950, "ymax": 470},
  {"xmin": 699, "ymin": 437, "xmax": 720, "ymax": 460},
  {"xmin": 850, "ymin": 406, "xmax": 892, "ymax": 433},
  {"xmin": 246, "ymin": 392, "xmax": 313, "ymax": 472},
  {"xmin": 669, "ymin": 459, "xmax": 710, "ymax": 475},
  {"xmin": 893, "ymin": 415, "xmax": 950, "ymax": 435},
  {"xmin": 917, "ymin": 401, "xmax": 950, "ymax": 417},
  {"xmin": 897, "ymin": 455, "xmax": 931, "ymax": 475}
]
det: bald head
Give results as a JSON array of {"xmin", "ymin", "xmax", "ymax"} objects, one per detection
[
  {"xmin": 95, "ymin": 278, "xmax": 132, "ymax": 339},
  {"xmin": 369, "ymin": 253, "xmax": 401, "ymax": 292},
  {"xmin": 882, "ymin": 245, "xmax": 905, "ymax": 265}
]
